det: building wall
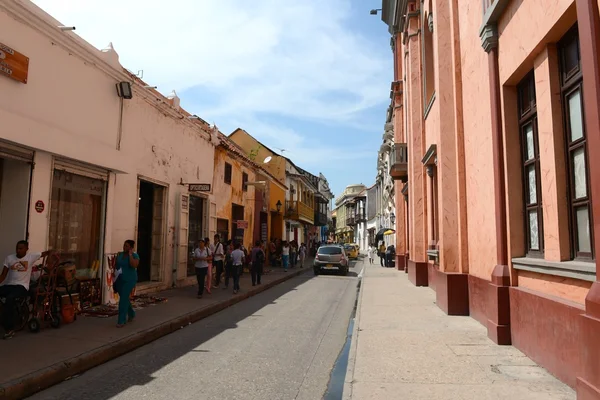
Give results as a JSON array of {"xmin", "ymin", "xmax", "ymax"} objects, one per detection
[{"xmin": 212, "ymin": 146, "xmax": 256, "ymax": 248}]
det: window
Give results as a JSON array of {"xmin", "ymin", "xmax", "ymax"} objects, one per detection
[
  {"xmin": 518, "ymin": 71, "xmax": 544, "ymax": 255},
  {"xmin": 422, "ymin": 3, "xmax": 435, "ymax": 115},
  {"xmin": 224, "ymin": 163, "xmax": 232, "ymax": 185},
  {"xmin": 559, "ymin": 25, "xmax": 594, "ymax": 260},
  {"xmin": 242, "ymin": 172, "xmax": 248, "ymax": 192}
]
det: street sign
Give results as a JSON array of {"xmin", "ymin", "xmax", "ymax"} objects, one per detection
[
  {"xmin": 236, "ymin": 220, "xmax": 249, "ymax": 229},
  {"xmin": 34, "ymin": 200, "xmax": 44, "ymax": 213},
  {"xmin": 189, "ymin": 183, "xmax": 211, "ymax": 192},
  {"xmin": 0, "ymin": 42, "xmax": 29, "ymax": 84}
]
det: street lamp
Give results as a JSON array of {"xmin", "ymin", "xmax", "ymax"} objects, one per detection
[
  {"xmin": 370, "ymin": 8, "xmax": 382, "ymax": 15},
  {"xmin": 276, "ymin": 200, "xmax": 282, "ymax": 213},
  {"xmin": 390, "ymin": 212, "xmax": 396, "ymax": 225}
]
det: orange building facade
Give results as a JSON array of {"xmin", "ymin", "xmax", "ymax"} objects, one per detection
[{"xmin": 379, "ymin": 0, "xmax": 600, "ymax": 397}]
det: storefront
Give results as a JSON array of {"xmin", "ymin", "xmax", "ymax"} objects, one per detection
[
  {"xmin": 0, "ymin": 141, "xmax": 34, "ymax": 261},
  {"xmin": 48, "ymin": 159, "xmax": 108, "ymax": 304},
  {"xmin": 186, "ymin": 194, "xmax": 208, "ymax": 277}
]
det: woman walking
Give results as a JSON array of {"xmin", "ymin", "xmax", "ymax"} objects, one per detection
[
  {"xmin": 204, "ymin": 237, "xmax": 213, "ymax": 294},
  {"xmin": 224, "ymin": 240, "xmax": 233, "ymax": 289},
  {"xmin": 299, "ymin": 242, "xmax": 306, "ymax": 268},
  {"xmin": 367, "ymin": 245, "xmax": 375, "ymax": 264},
  {"xmin": 290, "ymin": 240, "xmax": 298, "ymax": 268},
  {"xmin": 282, "ymin": 241, "xmax": 290, "ymax": 272},
  {"xmin": 114, "ymin": 240, "xmax": 139, "ymax": 328},
  {"xmin": 194, "ymin": 239, "xmax": 210, "ymax": 298}
]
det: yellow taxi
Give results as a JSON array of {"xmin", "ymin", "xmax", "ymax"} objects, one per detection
[{"xmin": 344, "ymin": 243, "xmax": 359, "ymax": 259}]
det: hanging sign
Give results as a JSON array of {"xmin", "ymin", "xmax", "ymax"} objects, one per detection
[
  {"xmin": 189, "ymin": 183, "xmax": 211, "ymax": 192},
  {"xmin": 0, "ymin": 42, "xmax": 29, "ymax": 84},
  {"xmin": 34, "ymin": 200, "xmax": 45, "ymax": 213}
]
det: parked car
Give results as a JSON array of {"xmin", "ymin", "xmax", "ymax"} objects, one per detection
[
  {"xmin": 314, "ymin": 245, "xmax": 349, "ymax": 276},
  {"xmin": 344, "ymin": 244, "xmax": 359, "ymax": 260}
]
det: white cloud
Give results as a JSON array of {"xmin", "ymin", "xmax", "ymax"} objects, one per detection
[{"xmin": 31, "ymin": 0, "xmax": 390, "ymax": 172}]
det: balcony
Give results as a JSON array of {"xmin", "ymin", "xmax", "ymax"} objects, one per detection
[
  {"xmin": 285, "ymin": 200, "xmax": 314, "ymax": 224},
  {"xmin": 390, "ymin": 143, "xmax": 408, "ymax": 182},
  {"xmin": 314, "ymin": 210, "xmax": 328, "ymax": 226},
  {"xmin": 346, "ymin": 216, "xmax": 356, "ymax": 226},
  {"xmin": 355, "ymin": 210, "xmax": 367, "ymax": 223}
]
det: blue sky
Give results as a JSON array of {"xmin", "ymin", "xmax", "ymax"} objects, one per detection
[{"xmin": 33, "ymin": 0, "xmax": 392, "ymax": 198}]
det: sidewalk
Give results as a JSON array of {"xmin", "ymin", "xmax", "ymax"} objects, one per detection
[
  {"xmin": 0, "ymin": 263, "xmax": 311, "ymax": 400},
  {"xmin": 343, "ymin": 261, "xmax": 575, "ymax": 400}
]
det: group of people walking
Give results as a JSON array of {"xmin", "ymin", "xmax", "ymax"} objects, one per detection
[
  {"xmin": 193, "ymin": 235, "xmax": 266, "ymax": 298},
  {"xmin": 270, "ymin": 239, "xmax": 307, "ymax": 271}
]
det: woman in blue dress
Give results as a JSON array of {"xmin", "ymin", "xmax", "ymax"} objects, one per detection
[{"xmin": 114, "ymin": 240, "xmax": 140, "ymax": 328}]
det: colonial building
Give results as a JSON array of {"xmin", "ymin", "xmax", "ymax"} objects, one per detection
[
  {"xmin": 378, "ymin": 0, "xmax": 600, "ymax": 396},
  {"xmin": 334, "ymin": 184, "xmax": 367, "ymax": 243}
]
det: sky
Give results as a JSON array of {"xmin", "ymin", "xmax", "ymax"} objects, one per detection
[{"xmin": 32, "ymin": 0, "xmax": 392, "ymax": 198}]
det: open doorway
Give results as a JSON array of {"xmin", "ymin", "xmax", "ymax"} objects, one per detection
[
  {"xmin": 136, "ymin": 180, "xmax": 166, "ymax": 283},
  {"xmin": 217, "ymin": 218, "xmax": 229, "ymax": 242},
  {"xmin": 231, "ymin": 203, "xmax": 245, "ymax": 244}
]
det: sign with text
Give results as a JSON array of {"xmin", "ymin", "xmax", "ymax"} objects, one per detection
[
  {"xmin": 188, "ymin": 183, "xmax": 211, "ymax": 192},
  {"xmin": 0, "ymin": 42, "xmax": 29, "ymax": 84},
  {"xmin": 236, "ymin": 220, "xmax": 249, "ymax": 229}
]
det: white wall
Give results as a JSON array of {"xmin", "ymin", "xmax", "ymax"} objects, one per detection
[{"xmin": 0, "ymin": 159, "xmax": 31, "ymax": 259}]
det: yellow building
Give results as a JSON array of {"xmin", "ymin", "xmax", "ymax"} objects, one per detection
[{"xmin": 228, "ymin": 129, "xmax": 287, "ymax": 241}]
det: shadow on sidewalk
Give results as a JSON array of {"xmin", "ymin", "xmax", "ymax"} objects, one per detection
[{"xmin": 26, "ymin": 272, "xmax": 316, "ymax": 400}]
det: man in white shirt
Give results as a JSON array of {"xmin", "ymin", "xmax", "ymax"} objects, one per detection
[
  {"xmin": 212, "ymin": 234, "xmax": 226, "ymax": 288},
  {"xmin": 0, "ymin": 240, "xmax": 50, "ymax": 339},
  {"xmin": 230, "ymin": 242, "xmax": 245, "ymax": 294}
]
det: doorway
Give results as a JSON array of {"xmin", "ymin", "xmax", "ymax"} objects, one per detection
[
  {"xmin": 0, "ymin": 157, "xmax": 32, "ymax": 260},
  {"xmin": 136, "ymin": 180, "xmax": 166, "ymax": 283},
  {"xmin": 187, "ymin": 195, "xmax": 206, "ymax": 276},
  {"xmin": 231, "ymin": 203, "xmax": 245, "ymax": 244},
  {"xmin": 217, "ymin": 218, "xmax": 229, "ymax": 242}
]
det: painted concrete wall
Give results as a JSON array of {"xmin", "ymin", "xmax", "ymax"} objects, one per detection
[{"xmin": 212, "ymin": 146, "xmax": 256, "ymax": 248}]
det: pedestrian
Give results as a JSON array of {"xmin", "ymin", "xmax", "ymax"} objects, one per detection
[
  {"xmin": 378, "ymin": 242, "xmax": 386, "ymax": 267},
  {"xmin": 193, "ymin": 239, "xmax": 210, "ymax": 299},
  {"xmin": 0, "ymin": 241, "xmax": 51, "ymax": 339},
  {"xmin": 114, "ymin": 240, "xmax": 139, "ymax": 328},
  {"xmin": 230, "ymin": 242, "xmax": 245, "ymax": 294},
  {"xmin": 367, "ymin": 245, "xmax": 375, "ymax": 264},
  {"xmin": 269, "ymin": 239, "xmax": 277, "ymax": 267},
  {"xmin": 290, "ymin": 241, "xmax": 297, "ymax": 268},
  {"xmin": 282, "ymin": 241, "xmax": 290, "ymax": 272},
  {"xmin": 299, "ymin": 242, "xmax": 306, "ymax": 268},
  {"xmin": 251, "ymin": 240, "xmax": 265, "ymax": 286},
  {"xmin": 212, "ymin": 234, "xmax": 225, "ymax": 288},
  {"xmin": 204, "ymin": 237, "xmax": 213, "ymax": 294},
  {"xmin": 224, "ymin": 240, "xmax": 233, "ymax": 289}
]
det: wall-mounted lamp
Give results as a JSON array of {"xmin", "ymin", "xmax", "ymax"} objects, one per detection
[
  {"xmin": 276, "ymin": 200, "xmax": 282, "ymax": 213},
  {"xmin": 116, "ymin": 81, "xmax": 133, "ymax": 99},
  {"xmin": 58, "ymin": 26, "xmax": 76, "ymax": 31},
  {"xmin": 390, "ymin": 212, "xmax": 396, "ymax": 225},
  {"xmin": 144, "ymin": 85, "xmax": 157, "ymax": 89},
  {"xmin": 370, "ymin": 8, "xmax": 382, "ymax": 15}
]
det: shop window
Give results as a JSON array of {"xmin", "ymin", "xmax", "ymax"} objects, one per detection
[
  {"xmin": 517, "ymin": 71, "xmax": 544, "ymax": 256},
  {"xmin": 422, "ymin": 4, "xmax": 436, "ymax": 115},
  {"xmin": 242, "ymin": 172, "xmax": 248, "ymax": 192},
  {"xmin": 224, "ymin": 163, "xmax": 232, "ymax": 185},
  {"xmin": 558, "ymin": 24, "xmax": 594, "ymax": 260},
  {"xmin": 48, "ymin": 170, "xmax": 105, "ymax": 278}
]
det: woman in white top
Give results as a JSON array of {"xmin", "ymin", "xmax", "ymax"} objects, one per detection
[
  {"xmin": 299, "ymin": 243, "xmax": 306, "ymax": 268},
  {"xmin": 281, "ymin": 241, "xmax": 290, "ymax": 272},
  {"xmin": 367, "ymin": 245, "xmax": 375, "ymax": 264},
  {"xmin": 193, "ymin": 240, "xmax": 210, "ymax": 298}
]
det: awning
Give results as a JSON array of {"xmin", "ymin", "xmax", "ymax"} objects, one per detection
[{"xmin": 375, "ymin": 228, "xmax": 395, "ymax": 241}]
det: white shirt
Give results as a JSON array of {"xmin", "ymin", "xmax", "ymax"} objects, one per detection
[
  {"xmin": 212, "ymin": 242, "xmax": 225, "ymax": 261},
  {"xmin": 282, "ymin": 246, "xmax": 290, "ymax": 256},
  {"xmin": 231, "ymin": 249, "xmax": 245, "ymax": 265},
  {"xmin": 368, "ymin": 248, "xmax": 374, "ymax": 258},
  {"xmin": 194, "ymin": 248, "xmax": 209, "ymax": 269},
  {"xmin": 1, "ymin": 252, "xmax": 42, "ymax": 290}
]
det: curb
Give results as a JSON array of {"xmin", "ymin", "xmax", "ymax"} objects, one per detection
[
  {"xmin": 0, "ymin": 268, "xmax": 309, "ymax": 400},
  {"xmin": 342, "ymin": 263, "xmax": 366, "ymax": 400}
]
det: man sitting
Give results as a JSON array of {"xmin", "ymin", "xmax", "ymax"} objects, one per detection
[{"xmin": 0, "ymin": 240, "xmax": 49, "ymax": 339}]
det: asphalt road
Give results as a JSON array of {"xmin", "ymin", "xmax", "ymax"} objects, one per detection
[{"xmin": 28, "ymin": 263, "xmax": 360, "ymax": 400}]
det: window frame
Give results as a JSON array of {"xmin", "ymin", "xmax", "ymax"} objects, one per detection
[
  {"xmin": 224, "ymin": 162, "xmax": 232, "ymax": 185},
  {"xmin": 242, "ymin": 172, "xmax": 248, "ymax": 192},
  {"xmin": 558, "ymin": 24, "xmax": 595, "ymax": 260},
  {"xmin": 517, "ymin": 71, "xmax": 544, "ymax": 257}
]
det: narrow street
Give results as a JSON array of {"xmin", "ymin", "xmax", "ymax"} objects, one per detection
[{"xmin": 27, "ymin": 264, "xmax": 360, "ymax": 400}]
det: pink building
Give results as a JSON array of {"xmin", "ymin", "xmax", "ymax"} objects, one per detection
[
  {"xmin": 379, "ymin": 0, "xmax": 600, "ymax": 397},
  {"xmin": 0, "ymin": 1, "xmax": 219, "ymax": 303}
]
